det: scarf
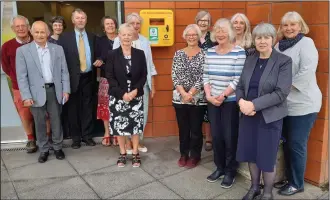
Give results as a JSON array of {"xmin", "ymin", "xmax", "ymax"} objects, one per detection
[{"xmin": 278, "ymin": 33, "xmax": 304, "ymax": 52}]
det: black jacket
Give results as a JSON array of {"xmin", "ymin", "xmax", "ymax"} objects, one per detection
[
  {"xmin": 95, "ymin": 35, "xmax": 114, "ymax": 78},
  {"xmin": 105, "ymin": 46, "xmax": 147, "ymax": 100}
]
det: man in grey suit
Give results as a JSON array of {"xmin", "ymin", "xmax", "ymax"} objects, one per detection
[{"xmin": 16, "ymin": 21, "xmax": 70, "ymax": 163}]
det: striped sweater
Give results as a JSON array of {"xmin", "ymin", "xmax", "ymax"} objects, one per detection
[{"xmin": 203, "ymin": 45, "xmax": 246, "ymax": 102}]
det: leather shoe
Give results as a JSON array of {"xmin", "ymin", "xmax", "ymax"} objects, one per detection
[
  {"xmin": 207, "ymin": 170, "xmax": 225, "ymax": 183},
  {"xmin": 71, "ymin": 141, "xmax": 81, "ymax": 149},
  {"xmin": 274, "ymin": 180, "xmax": 288, "ymax": 189},
  {"xmin": 278, "ymin": 185, "xmax": 304, "ymax": 196},
  {"xmin": 242, "ymin": 188, "xmax": 261, "ymax": 200},
  {"xmin": 54, "ymin": 149, "xmax": 65, "ymax": 160},
  {"xmin": 82, "ymin": 139, "xmax": 96, "ymax": 146},
  {"xmin": 38, "ymin": 152, "xmax": 49, "ymax": 163}
]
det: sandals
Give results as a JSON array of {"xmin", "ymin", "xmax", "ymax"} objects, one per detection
[
  {"xmin": 117, "ymin": 153, "xmax": 127, "ymax": 167},
  {"xmin": 132, "ymin": 153, "xmax": 141, "ymax": 167},
  {"xmin": 111, "ymin": 136, "xmax": 119, "ymax": 146},
  {"xmin": 204, "ymin": 141, "xmax": 213, "ymax": 152},
  {"xmin": 102, "ymin": 136, "xmax": 111, "ymax": 147}
]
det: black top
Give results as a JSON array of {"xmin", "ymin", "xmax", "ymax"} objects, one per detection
[
  {"xmin": 95, "ymin": 35, "xmax": 114, "ymax": 78},
  {"xmin": 198, "ymin": 31, "xmax": 218, "ymax": 51},
  {"xmin": 247, "ymin": 58, "xmax": 269, "ymax": 101},
  {"xmin": 48, "ymin": 36, "xmax": 58, "ymax": 44},
  {"xmin": 105, "ymin": 47, "xmax": 147, "ymax": 99}
]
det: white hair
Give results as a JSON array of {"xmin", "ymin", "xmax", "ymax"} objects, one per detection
[
  {"xmin": 30, "ymin": 21, "xmax": 50, "ymax": 35},
  {"xmin": 182, "ymin": 24, "xmax": 202, "ymax": 40},
  {"xmin": 195, "ymin": 10, "xmax": 212, "ymax": 27},
  {"xmin": 277, "ymin": 11, "xmax": 309, "ymax": 39},
  {"xmin": 231, "ymin": 13, "xmax": 252, "ymax": 48},
  {"xmin": 118, "ymin": 23, "xmax": 135, "ymax": 34},
  {"xmin": 10, "ymin": 15, "xmax": 30, "ymax": 27},
  {"xmin": 126, "ymin": 12, "xmax": 143, "ymax": 24},
  {"xmin": 210, "ymin": 18, "xmax": 236, "ymax": 43},
  {"xmin": 252, "ymin": 23, "xmax": 277, "ymax": 45}
]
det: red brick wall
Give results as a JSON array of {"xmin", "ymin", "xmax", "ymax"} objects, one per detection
[{"xmin": 124, "ymin": 1, "xmax": 329, "ymax": 186}]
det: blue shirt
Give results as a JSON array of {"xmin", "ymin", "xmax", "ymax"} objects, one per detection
[{"xmin": 75, "ymin": 29, "xmax": 91, "ymax": 73}]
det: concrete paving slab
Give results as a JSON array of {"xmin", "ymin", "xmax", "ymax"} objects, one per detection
[
  {"xmin": 141, "ymin": 148, "xmax": 187, "ymax": 179},
  {"xmin": 160, "ymin": 166, "xmax": 228, "ymax": 199},
  {"xmin": 13, "ymin": 176, "xmax": 99, "ymax": 199},
  {"xmin": 83, "ymin": 164, "xmax": 155, "ymax": 199},
  {"xmin": 319, "ymin": 192, "xmax": 329, "ymax": 200},
  {"xmin": 1, "ymin": 158, "xmax": 5, "ymax": 171},
  {"xmin": 201, "ymin": 160, "xmax": 216, "ymax": 171},
  {"xmin": 1, "ymin": 182, "xmax": 18, "ymax": 199},
  {"xmin": 111, "ymin": 181, "xmax": 182, "ymax": 199},
  {"xmin": 65, "ymin": 145, "xmax": 119, "ymax": 175},
  {"xmin": 1, "ymin": 151, "xmax": 42, "ymax": 170},
  {"xmin": 214, "ymin": 183, "xmax": 248, "ymax": 199},
  {"xmin": 7, "ymin": 159, "xmax": 77, "ymax": 181},
  {"xmin": 143, "ymin": 137, "xmax": 179, "ymax": 155},
  {"xmin": 1, "ymin": 169, "xmax": 10, "ymax": 182}
]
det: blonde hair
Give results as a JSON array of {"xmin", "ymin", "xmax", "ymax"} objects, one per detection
[
  {"xmin": 231, "ymin": 13, "xmax": 252, "ymax": 48},
  {"xmin": 182, "ymin": 24, "xmax": 202, "ymax": 40},
  {"xmin": 126, "ymin": 12, "xmax": 143, "ymax": 24},
  {"xmin": 118, "ymin": 23, "xmax": 135, "ymax": 34},
  {"xmin": 195, "ymin": 10, "xmax": 212, "ymax": 27},
  {"xmin": 210, "ymin": 18, "xmax": 235, "ymax": 43},
  {"xmin": 277, "ymin": 11, "xmax": 309, "ymax": 39}
]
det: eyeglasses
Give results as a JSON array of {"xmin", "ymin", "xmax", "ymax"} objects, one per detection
[
  {"xmin": 14, "ymin": 25, "xmax": 27, "ymax": 29},
  {"xmin": 198, "ymin": 20, "xmax": 209, "ymax": 24},
  {"xmin": 186, "ymin": 34, "xmax": 198, "ymax": 38}
]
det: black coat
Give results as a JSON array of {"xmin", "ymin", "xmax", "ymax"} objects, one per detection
[
  {"xmin": 105, "ymin": 46, "xmax": 147, "ymax": 100},
  {"xmin": 95, "ymin": 35, "xmax": 114, "ymax": 78},
  {"xmin": 58, "ymin": 31, "xmax": 97, "ymax": 93}
]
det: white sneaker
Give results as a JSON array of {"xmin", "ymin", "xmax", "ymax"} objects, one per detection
[{"xmin": 138, "ymin": 146, "xmax": 148, "ymax": 153}]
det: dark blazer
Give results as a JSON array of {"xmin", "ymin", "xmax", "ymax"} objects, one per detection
[
  {"xmin": 95, "ymin": 35, "xmax": 113, "ymax": 78},
  {"xmin": 105, "ymin": 46, "xmax": 147, "ymax": 100},
  {"xmin": 57, "ymin": 31, "xmax": 96, "ymax": 93},
  {"xmin": 236, "ymin": 49, "xmax": 292, "ymax": 124}
]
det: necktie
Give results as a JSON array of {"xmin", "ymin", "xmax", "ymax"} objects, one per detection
[{"xmin": 79, "ymin": 33, "xmax": 87, "ymax": 72}]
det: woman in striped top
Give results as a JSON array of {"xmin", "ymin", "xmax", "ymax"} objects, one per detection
[{"xmin": 203, "ymin": 18, "xmax": 246, "ymax": 189}]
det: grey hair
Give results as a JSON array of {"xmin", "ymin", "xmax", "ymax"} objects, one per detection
[
  {"xmin": 182, "ymin": 24, "xmax": 202, "ymax": 40},
  {"xmin": 10, "ymin": 15, "xmax": 30, "ymax": 27},
  {"xmin": 118, "ymin": 23, "xmax": 135, "ymax": 34},
  {"xmin": 277, "ymin": 11, "xmax": 309, "ymax": 40},
  {"xmin": 252, "ymin": 23, "xmax": 277, "ymax": 45},
  {"xmin": 210, "ymin": 18, "xmax": 235, "ymax": 43},
  {"xmin": 71, "ymin": 8, "xmax": 87, "ymax": 19},
  {"xmin": 126, "ymin": 12, "xmax": 143, "ymax": 24},
  {"xmin": 30, "ymin": 21, "xmax": 50, "ymax": 35},
  {"xmin": 231, "ymin": 13, "xmax": 252, "ymax": 48},
  {"xmin": 195, "ymin": 10, "xmax": 212, "ymax": 27}
]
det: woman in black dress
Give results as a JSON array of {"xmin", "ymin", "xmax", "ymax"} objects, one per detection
[
  {"xmin": 105, "ymin": 23, "xmax": 147, "ymax": 168},
  {"xmin": 236, "ymin": 23, "xmax": 292, "ymax": 200}
]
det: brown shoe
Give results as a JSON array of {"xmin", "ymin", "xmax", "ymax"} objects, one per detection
[
  {"xmin": 26, "ymin": 140, "xmax": 37, "ymax": 153},
  {"xmin": 177, "ymin": 156, "xmax": 188, "ymax": 167},
  {"xmin": 185, "ymin": 157, "xmax": 200, "ymax": 169}
]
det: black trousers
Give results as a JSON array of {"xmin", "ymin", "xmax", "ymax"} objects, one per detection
[
  {"xmin": 208, "ymin": 101, "xmax": 239, "ymax": 176},
  {"xmin": 68, "ymin": 72, "xmax": 94, "ymax": 142},
  {"xmin": 174, "ymin": 104, "xmax": 205, "ymax": 159}
]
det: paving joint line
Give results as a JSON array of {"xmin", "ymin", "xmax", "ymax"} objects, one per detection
[{"xmin": 1, "ymin": 158, "xmax": 20, "ymax": 199}]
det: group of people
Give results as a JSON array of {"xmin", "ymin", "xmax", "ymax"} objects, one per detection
[
  {"xmin": 1, "ymin": 7, "xmax": 321, "ymax": 200},
  {"xmin": 171, "ymin": 10, "xmax": 321, "ymax": 200}
]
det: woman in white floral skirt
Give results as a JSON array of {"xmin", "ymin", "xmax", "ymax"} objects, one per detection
[{"xmin": 105, "ymin": 23, "xmax": 147, "ymax": 168}]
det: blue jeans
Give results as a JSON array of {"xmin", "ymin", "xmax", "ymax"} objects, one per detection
[{"xmin": 282, "ymin": 113, "xmax": 318, "ymax": 189}]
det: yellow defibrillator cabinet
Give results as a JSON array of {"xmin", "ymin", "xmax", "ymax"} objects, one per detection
[{"xmin": 140, "ymin": 9, "xmax": 174, "ymax": 47}]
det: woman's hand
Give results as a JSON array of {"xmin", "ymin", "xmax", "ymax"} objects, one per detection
[
  {"xmin": 123, "ymin": 93, "xmax": 132, "ymax": 102},
  {"xmin": 93, "ymin": 59, "xmax": 103, "ymax": 67},
  {"xmin": 207, "ymin": 95, "xmax": 221, "ymax": 106},
  {"xmin": 239, "ymin": 99, "xmax": 256, "ymax": 115},
  {"xmin": 128, "ymin": 89, "xmax": 138, "ymax": 100},
  {"xmin": 182, "ymin": 92, "xmax": 193, "ymax": 103}
]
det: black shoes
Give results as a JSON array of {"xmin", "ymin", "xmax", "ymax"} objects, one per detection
[
  {"xmin": 54, "ymin": 149, "xmax": 65, "ymax": 160},
  {"xmin": 82, "ymin": 139, "xmax": 96, "ymax": 146},
  {"xmin": 255, "ymin": 193, "xmax": 273, "ymax": 200},
  {"xmin": 26, "ymin": 140, "xmax": 38, "ymax": 153},
  {"xmin": 71, "ymin": 141, "xmax": 81, "ymax": 149},
  {"xmin": 278, "ymin": 185, "xmax": 304, "ymax": 196},
  {"xmin": 38, "ymin": 152, "xmax": 49, "ymax": 163},
  {"xmin": 220, "ymin": 175, "xmax": 235, "ymax": 189},
  {"xmin": 207, "ymin": 170, "xmax": 225, "ymax": 183},
  {"xmin": 242, "ymin": 188, "xmax": 261, "ymax": 200},
  {"xmin": 274, "ymin": 180, "xmax": 288, "ymax": 189}
]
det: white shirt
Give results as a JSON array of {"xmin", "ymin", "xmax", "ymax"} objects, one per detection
[
  {"xmin": 35, "ymin": 42, "xmax": 53, "ymax": 83},
  {"xmin": 16, "ymin": 36, "xmax": 31, "ymax": 44}
]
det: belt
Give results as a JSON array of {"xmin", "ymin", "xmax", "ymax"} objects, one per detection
[{"xmin": 44, "ymin": 83, "xmax": 54, "ymax": 88}]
